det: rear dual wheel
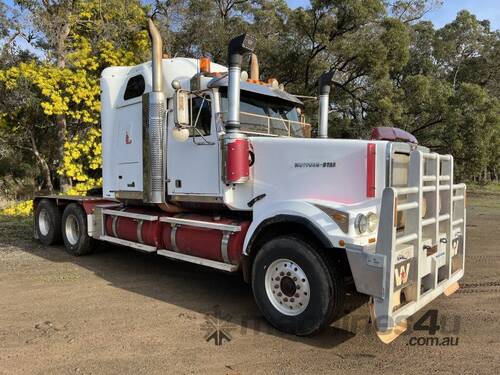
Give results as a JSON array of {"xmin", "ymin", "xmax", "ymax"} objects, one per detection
[
  {"xmin": 35, "ymin": 199, "xmax": 94, "ymax": 256},
  {"xmin": 35, "ymin": 199, "xmax": 62, "ymax": 245},
  {"xmin": 61, "ymin": 203, "xmax": 95, "ymax": 256},
  {"xmin": 252, "ymin": 236, "xmax": 345, "ymax": 336}
]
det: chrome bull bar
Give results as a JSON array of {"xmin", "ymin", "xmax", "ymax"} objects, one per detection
[{"xmin": 346, "ymin": 149, "xmax": 466, "ymax": 343}]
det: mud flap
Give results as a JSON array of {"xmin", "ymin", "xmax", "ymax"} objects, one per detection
[
  {"xmin": 444, "ymin": 281, "xmax": 459, "ymax": 296},
  {"xmin": 368, "ymin": 299, "xmax": 407, "ymax": 344}
]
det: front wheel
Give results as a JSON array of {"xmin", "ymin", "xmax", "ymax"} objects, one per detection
[{"xmin": 251, "ymin": 236, "xmax": 345, "ymax": 336}]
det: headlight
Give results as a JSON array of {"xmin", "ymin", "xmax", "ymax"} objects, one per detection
[
  {"xmin": 355, "ymin": 214, "xmax": 368, "ymax": 234},
  {"xmin": 367, "ymin": 212, "xmax": 378, "ymax": 232}
]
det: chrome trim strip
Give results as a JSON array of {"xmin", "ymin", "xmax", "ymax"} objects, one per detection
[
  {"xmin": 157, "ymin": 249, "xmax": 238, "ymax": 272},
  {"xmin": 159, "ymin": 217, "xmax": 241, "ymax": 232},
  {"xmin": 100, "ymin": 235, "xmax": 156, "ymax": 253},
  {"xmin": 169, "ymin": 194, "xmax": 223, "ymax": 203},
  {"xmin": 102, "ymin": 209, "xmax": 158, "ymax": 221}
]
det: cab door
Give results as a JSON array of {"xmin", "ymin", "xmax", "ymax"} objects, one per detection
[{"xmin": 167, "ymin": 93, "xmax": 221, "ymax": 196}]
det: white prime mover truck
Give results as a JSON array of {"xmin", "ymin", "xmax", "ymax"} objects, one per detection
[{"xmin": 33, "ymin": 20, "xmax": 466, "ymax": 342}]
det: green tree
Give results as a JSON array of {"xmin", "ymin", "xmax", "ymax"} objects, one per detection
[{"xmin": 0, "ymin": 0, "xmax": 149, "ymax": 194}]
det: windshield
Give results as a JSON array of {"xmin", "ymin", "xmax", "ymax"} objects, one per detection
[{"xmin": 220, "ymin": 90, "xmax": 309, "ymax": 137}]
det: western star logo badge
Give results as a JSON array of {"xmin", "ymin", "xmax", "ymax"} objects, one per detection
[{"xmin": 395, "ymin": 262, "xmax": 410, "ymax": 287}]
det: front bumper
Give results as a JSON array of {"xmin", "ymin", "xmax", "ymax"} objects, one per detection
[{"xmin": 345, "ymin": 150, "xmax": 466, "ymax": 342}]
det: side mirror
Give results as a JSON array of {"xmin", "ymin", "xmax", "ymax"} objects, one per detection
[{"xmin": 174, "ymin": 90, "xmax": 190, "ymax": 127}]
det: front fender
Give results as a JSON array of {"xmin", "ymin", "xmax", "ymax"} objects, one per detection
[{"xmin": 243, "ymin": 200, "xmax": 344, "ymax": 255}]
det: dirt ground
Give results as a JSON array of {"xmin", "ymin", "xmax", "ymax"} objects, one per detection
[{"xmin": 1, "ymin": 193, "xmax": 499, "ymax": 375}]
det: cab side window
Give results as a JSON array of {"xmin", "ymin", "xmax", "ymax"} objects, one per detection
[
  {"xmin": 124, "ymin": 75, "xmax": 145, "ymax": 100},
  {"xmin": 190, "ymin": 95, "xmax": 212, "ymax": 136}
]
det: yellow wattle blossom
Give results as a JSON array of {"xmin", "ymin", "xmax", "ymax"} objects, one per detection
[
  {"xmin": 0, "ymin": 200, "xmax": 33, "ymax": 216},
  {"xmin": 0, "ymin": 0, "xmax": 149, "ymax": 200}
]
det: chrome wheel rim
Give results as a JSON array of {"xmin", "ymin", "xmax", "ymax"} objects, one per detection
[
  {"xmin": 265, "ymin": 258, "xmax": 310, "ymax": 316},
  {"xmin": 38, "ymin": 208, "xmax": 50, "ymax": 236},
  {"xmin": 65, "ymin": 214, "xmax": 80, "ymax": 246}
]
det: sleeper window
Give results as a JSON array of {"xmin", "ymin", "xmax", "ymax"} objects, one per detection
[{"xmin": 123, "ymin": 75, "xmax": 145, "ymax": 100}]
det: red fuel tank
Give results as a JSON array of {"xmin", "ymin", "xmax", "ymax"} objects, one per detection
[
  {"xmin": 161, "ymin": 214, "xmax": 251, "ymax": 265},
  {"xmin": 104, "ymin": 207, "xmax": 171, "ymax": 248}
]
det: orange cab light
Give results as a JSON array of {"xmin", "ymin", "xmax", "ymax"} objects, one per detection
[
  {"xmin": 369, "ymin": 237, "xmax": 376, "ymax": 244},
  {"xmin": 339, "ymin": 240, "xmax": 345, "ymax": 247},
  {"xmin": 200, "ymin": 57, "xmax": 211, "ymax": 73}
]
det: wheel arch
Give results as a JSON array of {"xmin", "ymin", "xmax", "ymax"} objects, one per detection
[{"xmin": 241, "ymin": 214, "xmax": 334, "ymax": 283}]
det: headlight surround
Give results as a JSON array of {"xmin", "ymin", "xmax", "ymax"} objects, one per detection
[
  {"xmin": 354, "ymin": 214, "xmax": 368, "ymax": 234},
  {"xmin": 367, "ymin": 212, "xmax": 378, "ymax": 232}
]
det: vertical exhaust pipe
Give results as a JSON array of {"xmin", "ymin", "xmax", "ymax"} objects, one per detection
[
  {"xmin": 143, "ymin": 18, "xmax": 166, "ymax": 204},
  {"xmin": 226, "ymin": 33, "xmax": 256, "ymax": 133},
  {"xmin": 148, "ymin": 18, "xmax": 163, "ymax": 93},
  {"xmin": 318, "ymin": 71, "xmax": 334, "ymax": 139},
  {"xmin": 223, "ymin": 34, "xmax": 256, "ymax": 185}
]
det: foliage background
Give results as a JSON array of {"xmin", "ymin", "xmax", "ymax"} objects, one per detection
[{"xmin": 0, "ymin": 0, "xmax": 498, "ymax": 215}]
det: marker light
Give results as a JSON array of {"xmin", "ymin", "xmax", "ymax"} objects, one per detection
[{"xmin": 200, "ymin": 57, "xmax": 211, "ymax": 73}]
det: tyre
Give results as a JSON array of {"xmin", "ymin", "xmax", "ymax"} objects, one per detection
[
  {"xmin": 35, "ymin": 199, "xmax": 62, "ymax": 245},
  {"xmin": 61, "ymin": 203, "xmax": 95, "ymax": 256},
  {"xmin": 252, "ymin": 236, "xmax": 345, "ymax": 336}
]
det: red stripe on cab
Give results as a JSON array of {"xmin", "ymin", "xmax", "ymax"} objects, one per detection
[{"xmin": 367, "ymin": 143, "xmax": 376, "ymax": 197}]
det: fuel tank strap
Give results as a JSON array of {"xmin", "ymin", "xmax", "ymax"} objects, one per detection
[
  {"xmin": 221, "ymin": 231, "xmax": 231, "ymax": 264},
  {"xmin": 221, "ymin": 222, "xmax": 238, "ymax": 265},
  {"xmin": 170, "ymin": 224, "xmax": 179, "ymax": 252},
  {"xmin": 136, "ymin": 220, "xmax": 144, "ymax": 244}
]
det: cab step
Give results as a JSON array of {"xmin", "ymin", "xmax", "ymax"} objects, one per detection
[{"xmin": 157, "ymin": 249, "xmax": 238, "ymax": 272}]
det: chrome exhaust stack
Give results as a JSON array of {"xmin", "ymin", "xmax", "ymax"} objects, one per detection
[
  {"xmin": 143, "ymin": 18, "xmax": 166, "ymax": 204},
  {"xmin": 226, "ymin": 33, "xmax": 256, "ymax": 133},
  {"xmin": 318, "ymin": 71, "xmax": 334, "ymax": 139},
  {"xmin": 223, "ymin": 34, "xmax": 256, "ymax": 185}
]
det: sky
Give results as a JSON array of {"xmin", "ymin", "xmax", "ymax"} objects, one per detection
[{"xmin": 286, "ymin": 0, "xmax": 500, "ymax": 30}]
